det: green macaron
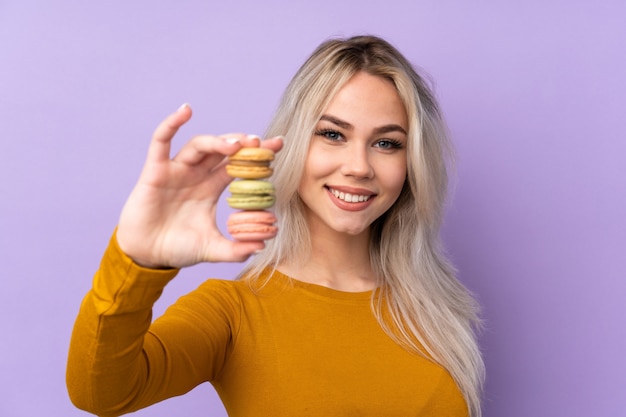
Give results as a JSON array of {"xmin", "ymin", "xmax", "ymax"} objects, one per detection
[{"xmin": 227, "ymin": 180, "xmax": 276, "ymax": 210}]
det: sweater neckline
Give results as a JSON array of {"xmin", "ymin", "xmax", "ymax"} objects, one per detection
[{"xmin": 269, "ymin": 269, "xmax": 375, "ymax": 301}]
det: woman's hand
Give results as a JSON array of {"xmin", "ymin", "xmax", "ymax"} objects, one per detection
[{"xmin": 116, "ymin": 104, "xmax": 283, "ymax": 268}]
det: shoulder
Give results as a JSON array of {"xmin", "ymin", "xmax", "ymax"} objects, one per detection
[
  {"xmin": 186, "ymin": 270, "xmax": 276, "ymax": 306},
  {"xmin": 189, "ymin": 278, "xmax": 250, "ymax": 307},
  {"xmin": 170, "ymin": 268, "xmax": 290, "ymax": 318}
]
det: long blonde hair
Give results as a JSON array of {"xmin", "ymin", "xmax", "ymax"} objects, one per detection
[{"xmin": 241, "ymin": 35, "xmax": 484, "ymax": 417}]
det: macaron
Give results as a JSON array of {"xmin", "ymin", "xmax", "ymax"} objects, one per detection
[
  {"xmin": 227, "ymin": 210, "xmax": 278, "ymax": 241},
  {"xmin": 227, "ymin": 179, "xmax": 276, "ymax": 210},
  {"xmin": 226, "ymin": 147, "xmax": 275, "ymax": 179}
]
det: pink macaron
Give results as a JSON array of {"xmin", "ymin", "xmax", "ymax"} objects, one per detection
[{"xmin": 227, "ymin": 210, "xmax": 278, "ymax": 241}]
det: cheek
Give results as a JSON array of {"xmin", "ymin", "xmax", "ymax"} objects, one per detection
[
  {"xmin": 302, "ymin": 145, "xmax": 336, "ymax": 181},
  {"xmin": 379, "ymin": 157, "xmax": 407, "ymax": 195}
]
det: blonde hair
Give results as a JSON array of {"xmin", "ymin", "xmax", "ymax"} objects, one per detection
[{"xmin": 241, "ymin": 35, "xmax": 484, "ymax": 417}]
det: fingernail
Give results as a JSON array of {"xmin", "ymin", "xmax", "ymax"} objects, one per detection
[
  {"xmin": 247, "ymin": 134, "xmax": 261, "ymax": 140},
  {"xmin": 177, "ymin": 103, "xmax": 190, "ymax": 111},
  {"xmin": 272, "ymin": 135, "xmax": 285, "ymax": 141},
  {"xmin": 225, "ymin": 137, "xmax": 240, "ymax": 144},
  {"xmin": 253, "ymin": 249, "xmax": 263, "ymax": 255}
]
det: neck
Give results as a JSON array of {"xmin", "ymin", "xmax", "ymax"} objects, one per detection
[{"xmin": 279, "ymin": 227, "xmax": 377, "ymax": 292}]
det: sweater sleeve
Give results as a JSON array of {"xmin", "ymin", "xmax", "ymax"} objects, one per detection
[{"xmin": 66, "ymin": 233, "xmax": 240, "ymax": 416}]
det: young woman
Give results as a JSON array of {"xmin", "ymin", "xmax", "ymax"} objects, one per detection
[{"xmin": 67, "ymin": 35, "xmax": 484, "ymax": 417}]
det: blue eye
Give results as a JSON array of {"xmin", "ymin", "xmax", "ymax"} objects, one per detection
[
  {"xmin": 375, "ymin": 139, "xmax": 403, "ymax": 150},
  {"xmin": 315, "ymin": 128, "xmax": 343, "ymax": 141}
]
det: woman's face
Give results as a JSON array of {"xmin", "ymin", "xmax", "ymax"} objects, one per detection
[{"xmin": 298, "ymin": 71, "xmax": 408, "ymax": 238}]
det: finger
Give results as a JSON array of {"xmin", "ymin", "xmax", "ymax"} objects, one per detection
[
  {"xmin": 147, "ymin": 104, "xmax": 193, "ymax": 163},
  {"xmin": 260, "ymin": 136, "xmax": 284, "ymax": 153},
  {"xmin": 229, "ymin": 241, "xmax": 267, "ymax": 262},
  {"xmin": 174, "ymin": 133, "xmax": 283, "ymax": 170},
  {"xmin": 217, "ymin": 134, "xmax": 283, "ymax": 152},
  {"xmin": 219, "ymin": 134, "xmax": 260, "ymax": 148},
  {"xmin": 173, "ymin": 134, "xmax": 244, "ymax": 166},
  {"xmin": 234, "ymin": 135, "xmax": 283, "ymax": 152},
  {"xmin": 204, "ymin": 239, "xmax": 266, "ymax": 263}
]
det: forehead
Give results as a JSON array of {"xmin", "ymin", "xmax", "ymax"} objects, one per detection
[{"xmin": 322, "ymin": 72, "xmax": 408, "ymax": 130}]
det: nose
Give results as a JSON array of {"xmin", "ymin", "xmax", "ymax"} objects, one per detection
[{"xmin": 340, "ymin": 145, "xmax": 374, "ymax": 179}]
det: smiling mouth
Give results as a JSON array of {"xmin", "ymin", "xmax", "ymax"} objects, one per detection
[{"xmin": 327, "ymin": 187, "xmax": 373, "ymax": 203}]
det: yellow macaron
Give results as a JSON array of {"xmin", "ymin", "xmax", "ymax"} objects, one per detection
[{"xmin": 226, "ymin": 147, "xmax": 275, "ymax": 179}]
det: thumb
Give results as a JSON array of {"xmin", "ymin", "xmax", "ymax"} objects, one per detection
[{"xmin": 147, "ymin": 103, "xmax": 193, "ymax": 163}]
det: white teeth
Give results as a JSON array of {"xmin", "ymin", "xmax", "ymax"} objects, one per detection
[{"xmin": 330, "ymin": 188, "xmax": 370, "ymax": 202}]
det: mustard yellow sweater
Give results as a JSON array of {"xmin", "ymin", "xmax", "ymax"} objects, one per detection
[{"xmin": 67, "ymin": 234, "xmax": 468, "ymax": 416}]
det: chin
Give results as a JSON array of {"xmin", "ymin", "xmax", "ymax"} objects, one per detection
[
  {"xmin": 329, "ymin": 220, "xmax": 372, "ymax": 236},
  {"xmin": 304, "ymin": 207, "xmax": 375, "ymax": 238}
]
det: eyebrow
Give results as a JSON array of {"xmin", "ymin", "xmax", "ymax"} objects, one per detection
[{"xmin": 319, "ymin": 114, "xmax": 407, "ymax": 135}]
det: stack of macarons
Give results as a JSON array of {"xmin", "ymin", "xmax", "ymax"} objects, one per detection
[{"xmin": 225, "ymin": 147, "xmax": 278, "ymax": 242}]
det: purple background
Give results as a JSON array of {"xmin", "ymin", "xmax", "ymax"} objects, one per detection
[{"xmin": 1, "ymin": 1, "xmax": 625, "ymax": 416}]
